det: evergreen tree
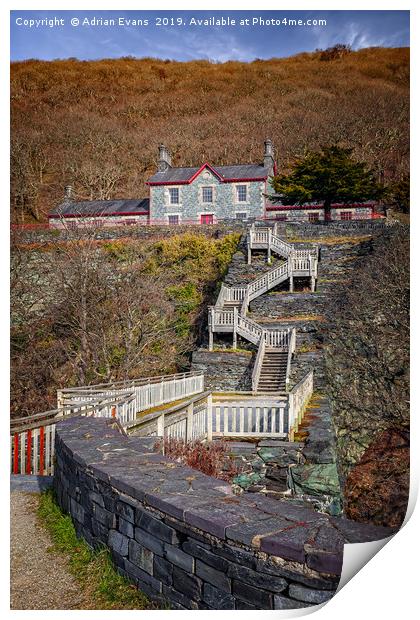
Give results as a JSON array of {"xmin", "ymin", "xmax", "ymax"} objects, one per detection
[
  {"xmin": 387, "ymin": 176, "xmax": 409, "ymax": 214},
  {"xmin": 270, "ymin": 146, "xmax": 384, "ymax": 220}
]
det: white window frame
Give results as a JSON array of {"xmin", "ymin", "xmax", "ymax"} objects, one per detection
[
  {"xmin": 235, "ymin": 184, "xmax": 248, "ymax": 203},
  {"xmin": 168, "ymin": 214, "xmax": 181, "ymax": 225},
  {"xmin": 202, "ymin": 186, "xmax": 215, "ymax": 204},
  {"xmin": 168, "ymin": 187, "xmax": 180, "ymax": 205},
  {"xmin": 235, "ymin": 212, "xmax": 248, "ymax": 221}
]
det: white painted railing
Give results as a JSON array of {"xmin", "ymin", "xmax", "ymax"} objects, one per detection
[
  {"xmin": 287, "ymin": 370, "xmax": 313, "ymax": 433},
  {"xmin": 212, "ymin": 399, "xmax": 288, "ymax": 438},
  {"xmin": 209, "ymin": 308, "xmax": 291, "ymax": 353},
  {"xmin": 10, "ymin": 393, "xmax": 134, "ymax": 476},
  {"xmin": 248, "ymin": 262, "xmax": 289, "ymax": 300},
  {"xmin": 11, "ymin": 374, "xmax": 314, "ymax": 476},
  {"xmin": 264, "ymin": 329, "xmax": 290, "ymax": 348},
  {"xmin": 271, "ymin": 234, "xmax": 295, "ymax": 258},
  {"xmin": 11, "ymin": 372, "xmax": 205, "ymax": 476},
  {"xmin": 128, "ymin": 391, "xmax": 212, "ymax": 444},
  {"xmin": 249, "ymin": 225, "xmax": 318, "ymax": 266},
  {"xmin": 240, "ymin": 286, "xmax": 250, "ymax": 317},
  {"xmin": 236, "ymin": 314, "xmax": 265, "ymax": 345},
  {"xmin": 291, "ymin": 257, "xmax": 312, "ymax": 272},
  {"xmin": 210, "ymin": 308, "xmax": 234, "ymax": 327},
  {"xmin": 285, "ymin": 328, "xmax": 297, "ymax": 388},
  {"xmin": 60, "ymin": 372, "xmax": 204, "ymax": 415},
  {"xmin": 251, "ymin": 337, "xmax": 266, "ymax": 392},
  {"xmin": 215, "ymin": 284, "xmax": 229, "ymax": 308}
]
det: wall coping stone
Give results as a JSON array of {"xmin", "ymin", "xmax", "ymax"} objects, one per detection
[{"xmin": 54, "ymin": 416, "xmax": 395, "ymax": 609}]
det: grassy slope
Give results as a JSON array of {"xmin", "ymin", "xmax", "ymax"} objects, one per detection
[{"xmin": 37, "ymin": 490, "xmax": 155, "ymax": 609}]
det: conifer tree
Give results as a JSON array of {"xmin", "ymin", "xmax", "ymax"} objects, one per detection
[{"xmin": 271, "ymin": 146, "xmax": 384, "ymax": 219}]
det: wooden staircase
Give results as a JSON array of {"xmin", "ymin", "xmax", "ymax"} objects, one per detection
[
  {"xmin": 208, "ymin": 226, "xmax": 319, "ymax": 394},
  {"xmin": 257, "ymin": 350, "xmax": 288, "ymax": 393}
]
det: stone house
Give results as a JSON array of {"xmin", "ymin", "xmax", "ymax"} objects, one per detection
[
  {"xmin": 146, "ymin": 141, "xmax": 276, "ymax": 225},
  {"xmin": 49, "ymin": 140, "xmax": 376, "ymax": 227}
]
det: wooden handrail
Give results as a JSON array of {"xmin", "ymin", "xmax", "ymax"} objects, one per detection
[
  {"xmin": 252, "ymin": 337, "xmax": 266, "ymax": 392},
  {"xmin": 124, "ymin": 390, "xmax": 211, "ymax": 430},
  {"xmin": 10, "ymin": 393, "xmax": 137, "ymax": 434},
  {"xmin": 61, "ymin": 370, "xmax": 202, "ymax": 393}
]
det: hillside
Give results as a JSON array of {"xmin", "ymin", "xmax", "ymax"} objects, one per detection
[{"xmin": 11, "ymin": 47, "xmax": 409, "ymax": 222}]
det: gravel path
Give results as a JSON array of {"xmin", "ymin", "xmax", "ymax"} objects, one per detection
[{"xmin": 10, "ymin": 491, "xmax": 87, "ymax": 610}]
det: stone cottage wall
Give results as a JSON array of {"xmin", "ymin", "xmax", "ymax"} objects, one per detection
[
  {"xmin": 149, "ymin": 169, "xmax": 265, "ymax": 223},
  {"xmin": 54, "ymin": 416, "xmax": 394, "ymax": 610}
]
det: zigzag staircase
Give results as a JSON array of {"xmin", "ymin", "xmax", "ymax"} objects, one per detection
[{"xmin": 208, "ymin": 225, "xmax": 318, "ymax": 394}]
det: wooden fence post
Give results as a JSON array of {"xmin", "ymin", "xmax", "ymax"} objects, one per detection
[
  {"xmin": 288, "ymin": 257, "xmax": 294, "ymax": 292},
  {"xmin": 186, "ymin": 403, "xmax": 194, "ymax": 441},
  {"xmin": 233, "ymin": 307, "xmax": 238, "ymax": 349},
  {"xmin": 208, "ymin": 308, "xmax": 214, "ymax": 351},
  {"xmin": 157, "ymin": 413, "xmax": 165, "ymax": 438},
  {"xmin": 207, "ymin": 393, "xmax": 213, "ymax": 442}
]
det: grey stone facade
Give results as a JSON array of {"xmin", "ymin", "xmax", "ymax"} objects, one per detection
[{"xmin": 149, "ymin": 168, "xmax": 267, "ymax": 224}]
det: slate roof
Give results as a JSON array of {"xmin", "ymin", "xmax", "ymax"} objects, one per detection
[
  {"xmin": 147, "ymin": 163, "xmax": 271, "ymax": 184},
  {"xmin": 49, "ymin": 198, "xmax": 150, "ymax": 218}
]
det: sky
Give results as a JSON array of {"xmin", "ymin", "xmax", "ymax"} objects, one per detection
[{"xmin": 10, "ymin": 10, "xmax": 409, "ymax": 62}]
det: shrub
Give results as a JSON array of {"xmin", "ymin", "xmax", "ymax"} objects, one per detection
[{"xmin": 157, "ymin": 438, "xmax": 244, "ymax": 482}]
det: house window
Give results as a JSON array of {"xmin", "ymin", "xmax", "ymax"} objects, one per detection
[
  {"xmin": 308, "ymin": 212, "xmax": 319, "ymax": 222},
  {"xmin": 236, "ymin": 185, "xmax": 247, "ymax": 202},
  {"xmin": 168, "ymin": 215, "xmax": 179, "ymax": 225},
  {"xmin": 235, "ymin": 212, "xmax": 247, "ymax": 221},
  {"xmin": 276, "ymin": 214, "xmax": 287, "ymax": 221},
  {"xmin": 169, "ymin": 187, "xmax": 180, "ymax": 204},
  {"xmin": 202, "ymin": 187, "xmax": 214, "ymax": 203},
  {"xmin": 340, "ymin": 211, "xmax": 353, "ymax": 221}
]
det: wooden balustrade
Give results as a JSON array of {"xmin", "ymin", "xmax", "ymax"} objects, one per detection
[
  {"xmin": 10, "ymin": 394, "xmax": 131, "ymax": 476},
  {"xmin": 251, "ymin": 337, "xmax": 266, "ymax": 392},
  {"xmin": 212, "ymin": 399, "xmax": 287, "ymax": 438},
  {"xmin": 128, "ymin": 391, "xmax": 212, "ymax": 444},
  {"xmin": 11, "ymin": 375, "xmax": 313, "ymax": 476},
  {"xmin": 61, "ymin": 371, "xmax": 203, "ymax": 394},
  {"xmin": 11, "ymin": 372, "xmax": 205, "ymax": 476},
  {"xmin": 264, "ymin": 329, "xmax": 290, "ymax": 349},
  {"xmin": 287, "ymin": 370, "xmax": 313, "ymax": 434},
  {"xmin": 285, "ymin": 328, "xmax": 296, "ymax": 388}
]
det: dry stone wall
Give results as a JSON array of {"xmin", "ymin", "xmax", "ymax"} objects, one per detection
[{"xmin": 54, "ymin": 416, "xmax": 393, "ymax": 610}]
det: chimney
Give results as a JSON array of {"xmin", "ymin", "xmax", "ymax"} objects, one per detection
[
  {"xmin": 64, "ymin": 185, "xmax": 73, "ymax": 201},
  {"xmin": 158, "ymin": 144, "xmax": 172, "ymax": 172},
  {"xmin": 263, "ymin": 139, "xmax": 275, "ymax": 174}
]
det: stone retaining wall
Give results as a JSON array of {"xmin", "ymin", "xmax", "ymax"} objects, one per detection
[
  {"xmin": 284, "ymin": 220, "xmax": 395, "ymax": 239},
  {"xmin": 13, "ymin": 221, "xmax": 246, "ymax": 245},
  {"xmin": 191, "ymin": 349, "xmax": 254, "ymax": 391},
  {"xmin": 54, "ymin": 416, "xmax": 394, "ymax": 610}
]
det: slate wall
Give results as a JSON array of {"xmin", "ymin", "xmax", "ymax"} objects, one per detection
[
  {"xmin": 190, "ymin": 349, "xmax": 254, "ymax": 391},
  {"xmin": 54, "ymin": 416, "xmax": 394, "ymax": 611}
]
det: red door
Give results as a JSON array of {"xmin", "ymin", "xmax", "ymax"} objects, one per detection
[{"xmin": 200, "ymin": 214, "xmax": 214, "ymax": 225}]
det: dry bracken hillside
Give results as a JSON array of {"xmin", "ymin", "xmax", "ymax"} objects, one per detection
[{"xmin": 11, "ymin": 47, "xmax": 409, "ymax": 222}]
